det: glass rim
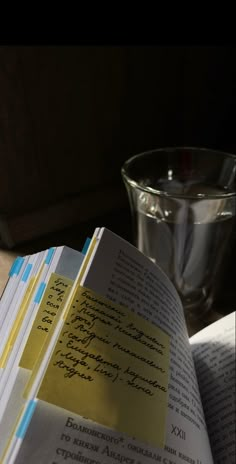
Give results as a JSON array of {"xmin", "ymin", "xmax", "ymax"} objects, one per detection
[{"xmin": 121, "ymin": 146, "xmax": 236, "ymax": 200}]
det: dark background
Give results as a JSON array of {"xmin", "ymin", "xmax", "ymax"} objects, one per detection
[
  {"xmin": 1, "ymin": 46, "xmax": 236, "ymax": 217},
  {"xmin": 0, "ymin": 45, "xmax": 235, "ymax": 311}
]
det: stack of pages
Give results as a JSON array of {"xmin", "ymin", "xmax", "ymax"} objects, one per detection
[{"xmin": 0, "ymin": 227, "xmax": 235, "ymax": 463}]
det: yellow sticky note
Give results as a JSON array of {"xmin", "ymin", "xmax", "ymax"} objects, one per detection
[
  {"xmin": 38, "ymin": 286, "xmax": 170, "ymax": 448},
  {"xmin": 20, "ymin": 273, "xmax": 73, "ymax": 370},
  {"xmin": 0, "ymin": 277, "xmax": 37, "ymax": 368}
]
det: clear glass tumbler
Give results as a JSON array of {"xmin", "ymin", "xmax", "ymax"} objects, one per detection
[{"xmin": 121, "ymin": 147, "xmax": 236, "ymax": 317}]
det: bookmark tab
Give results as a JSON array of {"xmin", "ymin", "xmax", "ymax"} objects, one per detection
[
  {"xmin": 82, "ymin": 238, "xmax": 91, "ymax": 255},
  {"xmin": 9, "ymin": 257, "xmax": 24, "ymax": 277},
  {"xmin": 34, "ymin": 282, "xmax": 46, "ymax": 304},
  {"xmin": 21, "ymin": 264, "xmax": 33, "ymax": 283},
  {"xmin": 16, "ymin": 400, "xmax": 37, "ymax": 439},
  {"xmin": 45, "ymin": 248, "xmax": 55, "ymax": 265}
]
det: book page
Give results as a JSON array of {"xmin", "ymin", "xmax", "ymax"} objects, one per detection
[
  {"xmin": 10, "ymin": 229, "xmax": 213, "ymax": 464},
  {"xmin": 191, "ymin": 312, "xmax": 235, "ymax": 463}
]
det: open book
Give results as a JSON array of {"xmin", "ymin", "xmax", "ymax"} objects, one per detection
[{"xmin": 0, "ymin": 228, "xmax": 235, "ymax": 464}]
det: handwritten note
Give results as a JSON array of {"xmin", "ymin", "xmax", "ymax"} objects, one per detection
[
  {"xmin": 20, "ymin": 273, "xmax": 73, "ymax": 370},
  {"xmin": 38, "ymin": 286, "xmax": 170, "ymax": 447}
]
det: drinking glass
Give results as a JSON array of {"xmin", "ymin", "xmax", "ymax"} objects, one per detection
[{"xmin": 121, "ymin": 147, "xmax": 236, "ymax": 317}]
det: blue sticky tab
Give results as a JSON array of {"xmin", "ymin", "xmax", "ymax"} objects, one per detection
[
  {"xmin": 9, "ymin": 258, "xmax": 19, "ymax": 277},
  {"xmin": 21, "ymin": 263, "xmax": 33, "ymax": 282},
  {"xmin": 34, "ymin": 282, "xmax": 46, "ymax": 303},
  {"xmin": 82, "ymin": 237, "xmax": 91, "ymax": 255},
  {"xmin": 45, "ymin": 247, "xmax": 55, "ymax": 265},
  {"xmin": 14, "ymin": 257, "xmax": 24, "ymax": 275},
  {"xmin": 9, "ymin": 257, "xmax": 24, "ymax": 277},
  {"xmin": 16, "ymin": 400, "xmax": 37, "ymax": 439}
]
